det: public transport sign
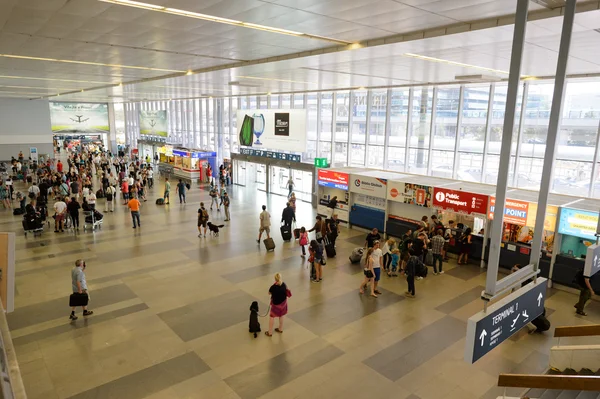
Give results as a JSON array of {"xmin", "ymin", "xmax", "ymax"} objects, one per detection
[
  {"xmin": 464, "ymin": 278, "xmax": 547, "ymax": 364},
  {"xmin": 432, "ymin": 187, "xmax": 489, "ymax": 215}
]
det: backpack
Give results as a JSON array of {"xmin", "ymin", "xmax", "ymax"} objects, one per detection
[
  {"xmin": 209, "ymin": 189, "xmax": 217, "ymax": 198},
  {"xmin": 201, "ymin": 208, "xmax": 209, "ymax": 222}
]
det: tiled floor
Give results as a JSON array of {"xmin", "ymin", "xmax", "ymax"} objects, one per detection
[{"xmin": 2, "ymin": 173, "xmax": 600, "ymax": 399}]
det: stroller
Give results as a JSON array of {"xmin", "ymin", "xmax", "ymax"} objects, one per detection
[{"xmin": 83, "ymin": 209, "xmax": 104, "ymax": 231}]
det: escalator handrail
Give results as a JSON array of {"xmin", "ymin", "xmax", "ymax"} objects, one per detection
[{"xmin": 498, "ymin": 374, "xmax": 600, "ymax": 391}]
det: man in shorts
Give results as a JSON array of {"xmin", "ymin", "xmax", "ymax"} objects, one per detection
[
  {"xmin": 257, "ymin": 205, "xmax": 271, "ymax": 243},
  {"xmin": 197, "ymin": 202, "xmax": 209, "ymax": 237},
  {"xmin": 53, "ymin": 197, "xmax": 67, "ymax": 232}
]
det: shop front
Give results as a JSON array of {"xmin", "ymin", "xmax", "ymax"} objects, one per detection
[
  {"xmin": 316, "ymin": 168, "xmax": 352, "ymax": 223},
  {"xmin": 137, "ymin": 137, "xmax": 167, "ymax": 163},
  {"xmin": 554, "ymin": 207, "xmax": 600, "ymax": 291},
  {"xmin": 348, "ymin": 171, "xmax": 394, "ymax": 232},
  {"xmin": 172, "ymin": 149, "xmax": 217, "ymax": 181}
]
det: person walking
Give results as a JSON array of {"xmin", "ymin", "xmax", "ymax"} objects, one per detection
[
  {"xmin": 574, "ymin": 268, "xmax": 596, "ymax": 316},
  {"xmin": 430, "ymin": 229, "xmax": 445, "ymax": 275},
  {"xmin": 209, "ymin": 185, "xmax": 219, "ymax": 210},
  {"xmin": 257, "ymin": 205, "xmax": 271, "ymax": 243},
  {"xmin": 104, "ymin": 184, "xmax": 116, "ymax": 212},
  {"xmin": 365, "ymin": 228, "xmax": 381, "ymax": 248},
  {"xmin": 219, "ymin": 184, "xmax": 226, "ymax": 209},
  {"xmin": 67, "ymin": 196, "xmax": 81, "ymax": 231},
  {"xmin": 298, "ymin": 227, "xmax": 308, "ymax": 257},
  {"xmin": 223, "ymin": 192, "xmax": 231, "ymax": 221},
  {"xmin": 176, "ymin": 179, "xmax": 186, "ymax": 204},
  {"xmin": 308, "ymin": 240, "xmax": 324, "ymax": 283},
  {"xmin": 265, "ymin": 273, "xmax": 291, "ymax": 336},
  {"xmin": 371, "ymin": 240, "xmax": 383, "ymax": 295},
  {"xmin": 308, "ymin": 215, "xmax": 326, "ymax": 243},
  {"xmin": 359, "ymin": 248, "xmax": 377, "ymax": 297},
  {"xmin": 163, "ymin": 177, "xmax": 171, "ymax": 204},
  {"xmin": 70, "ymin": 259, "xmax": 93, "ymax": 320},
  {"xmin": 197, "ymin": 202, "xmax": 209, "ymax": 237},
  {"xmin": 457, "ymin": 228, "xmax": 473, "ymax": 265},
  {"xmin": 286, "ymin": 176, "xmax": 294, "ymax": 198},
  {"xmin": 281, "ymin": 202, "xmax": 295, "ymax": 229},
  {"xmin": 127, "ymin": 195, "xmax": 141, "ymax": 229},
  {"xmin": 403, "ymin": 252, "xmax": 420, "ymax": 298},
  {"xmin": 327, "ymin": 214, "xmax": 340, "ymax": 246}
]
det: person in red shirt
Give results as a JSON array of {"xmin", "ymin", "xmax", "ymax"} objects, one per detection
[
  {"xmin": 121, "ymin": 179, "xmax": 129, "ymax": 205},
  {"xmin": 56, "ymin": 160, "xmax": 63, "ymax": 173}
]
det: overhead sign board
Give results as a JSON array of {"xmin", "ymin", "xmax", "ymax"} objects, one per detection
[
  {"xmin": 50, "ymin": 102, "xmax": 110, "ymax": 133},
  {"xmin": 238, "ymin": 148, "xmax": 301, "ymax": 163},
  {"xmin": 584, "ymin": 244, "xmax": 600, "ymax": 278},
  {"xmin": 558, "ymin": 207, "xmax": 598, "ymax": 241},
  {"xmin": 349, "ymin": 175, "xmax": 387, "ymax": 198},
  {"xmin": 387, "ymin": 181, "xmax": 432, "ymax": 207},
  {"xmin": 140, "ymin": 110, "xmax": 168, "ymax": 137},
  {"xmin": 465, "ymin": 278, "xmax": 547, "ymax": 364},
  {"xmin": 489, "ymin": 196, "xmax": 529, "ymax": 225},
  {"xmin": 237, "ymin": 109, "xmax": 307, "ymax": 152},
  {"xmin": 433, "ymin": 187, "xmax": 489, "ymax": 215},
  {"xmin": 526, "ymin": 203, "xmax": 558, "ymax": 232},
  {"xmin": 318, "ymin": 169, "xmax": 349, "ymax": 190}
]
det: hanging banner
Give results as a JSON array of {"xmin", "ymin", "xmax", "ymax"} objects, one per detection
[
  {"xmin": 349, "ymin": 174, "xmax": 387, "ymax": 198},
  {"xmin": 236, "ymin": 109, "xmax": 307, "ymax": 152},
  {"xmin": 488, "ymin": 196, "xmax": 529, "ymax": 225},
  {"xmin": 49, "ymin": 102, "xmax": 109, "ymax": 133},
  {"xmin": 318, "ymin": 169, "xmax": 349, "ymax": 190},
  {"xmin": 433, "ymin": 187, "xmax": 489, "ymax": 215},
  {"xmin": 139, "ymin": 110, "xmax": 168, "ymax": 137},
  {"xmin": 526, "ymin": 203, "xmax": 558, "ymax": 232},
  {"xmin": 387, "ymin": 181, "xmax": 432, "ymax": 207}
]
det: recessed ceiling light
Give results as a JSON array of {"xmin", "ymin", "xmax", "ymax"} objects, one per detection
[
  {"xmin": 98, "ymin": 0, "xmax": 353, "ymax": 45},
  {"xmin": 402, "ymin": 53, "xmax": 511, "ymax": 75},
  {"xmin": 0, "ymin": 75, "xmax": 114, "ymax": 85},
  {"xmin": 237, "ymin": 75, "xmax": 317, "ymax": 85},
  {"xmin": 0, "ymin": 85, "xmax": 76, "ymax": 91},
  {"xmin": 0, "ymin": 53, "xmax": 186, "ymax": 73},
  {"xmin": 186, "ymin": 70, "xmax": 194, "ymax": 76}
]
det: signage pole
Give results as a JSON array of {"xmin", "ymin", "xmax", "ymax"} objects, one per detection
[
  {"xmin": 486, "ymin": 0, "xmax": 529, "ymax": 296},
  {"xmin": 529, "ymin": 0, "xmax": 575, "ymax": 268}
]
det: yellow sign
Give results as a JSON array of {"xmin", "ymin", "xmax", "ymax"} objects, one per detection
[{"xmin": 526, "ymin": 203, "xmax": 558, "ymax": 232}]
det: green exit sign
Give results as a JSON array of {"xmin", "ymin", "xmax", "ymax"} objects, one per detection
[{"xmin": 314, "ymin": 158, "xmax": 328, "ymax": 168}]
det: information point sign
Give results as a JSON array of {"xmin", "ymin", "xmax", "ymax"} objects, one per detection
[{"xmin": 464, "ymin": 278, "xmax": 547, "ymax": 364}]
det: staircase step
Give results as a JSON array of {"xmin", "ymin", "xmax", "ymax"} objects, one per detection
[
  {"xmin": 557, "ymin": 390, "xmax": 582, "ymax": 399},
  {"xmin": 541, "ymin": 389, "xmax": 567, "ymax": 399},
  {"xmin": 574, "ymin": 392, "xmax": 599, "ymax": 399}
]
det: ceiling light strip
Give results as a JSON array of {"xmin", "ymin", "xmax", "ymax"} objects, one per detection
[
  {"xmin": 402, "ymin": 53, "xmax": 511, "ymax": 75},
  {"xmin": 0, "ymin": 54, "xmax": 185, "ymax": 73},
  {"xmin": 237, "ymin": 75, "xmax": 317, "ymax": 85},
  {"xmin": 0, "ymin": 75, "xmax": 113, "ymax": 85},
  {"xmin": 98, "ymin": 0, "xmax": 353, "ymax": 45}
]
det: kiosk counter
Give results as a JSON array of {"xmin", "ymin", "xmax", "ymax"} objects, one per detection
[{"xmin": 316, "ymin": 168, "xmax": 354, "ymax": 223}]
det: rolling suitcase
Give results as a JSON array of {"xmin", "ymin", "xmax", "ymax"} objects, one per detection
[
  {"xmin": 349, "ymin": 247, "xmax": 364, "ymax": 264},
  {"xmin": 263, "ymin": 237, "xmax": 276, "ymax": 251},
  {"xmin": 323, "ymin": 235, "xmax": 336, "ymax": 258},
  {"xmin": 156, "ymin": 198, "xmax": 165, "ymax": 205},
  {"xmin": 293, "ymin": 228, "xmax": 300, "ymax": 240},
  {"xmin": 280, "ymin": 225, "xmax": 292, "ymax": 242}
]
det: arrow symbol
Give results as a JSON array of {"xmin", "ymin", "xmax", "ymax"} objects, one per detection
[
  {"xmin": 537, "ymin": 292, "xmax": 543, "ymax": 307},
  {"xmin": 511, "ymin": 314, "xmax": 520, "ymax": 328},
  {"xmin": 479, "ymin": 329, "xmax": 487, "ymax": 346}
]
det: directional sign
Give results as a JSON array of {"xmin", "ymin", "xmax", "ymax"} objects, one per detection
[
  {"xmin": 584, "ymin": 244, "xmax": 600, "ymax": 278},
  {"xmin": 464, "ymin": 278, "xmax": 547, "ymax": 364}
]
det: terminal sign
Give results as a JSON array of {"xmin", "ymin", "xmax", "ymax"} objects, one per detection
[
  {"xmin": 464, "ymin": 278, "xmax": 547, "ymax": 364},
  {"xmin": 433, "ymin": 187, "xmax": 489, "ymax": 215}
]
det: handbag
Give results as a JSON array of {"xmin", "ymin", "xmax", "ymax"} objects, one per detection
[
  {"xmin": 69, "ymin": 292, "xmax": 89, "ymax": 307},
  {"xmin": 364, "ymin": 269, "xmax": 374, "ymax": 278},
  {"xmin": 286, "ymin": 288, "xmax": 292, "ymax": 298}
]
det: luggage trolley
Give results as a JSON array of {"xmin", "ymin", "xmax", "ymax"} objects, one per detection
[
  {"xmin": 22, "ymin": 215, "xmax": 44, "ymax": 237},
  {"xmin": 83, "ymin": 209, "xmax": 103, "ymax": 231}
]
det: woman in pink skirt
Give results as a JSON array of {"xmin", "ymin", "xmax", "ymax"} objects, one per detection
[{"xmin": 266, "ymin": 273, "xmax": 291, "ymax": 336}]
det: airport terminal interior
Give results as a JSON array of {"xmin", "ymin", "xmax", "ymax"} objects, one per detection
[{"xmin": 1, "ymin": 0, "xmax": 600, "ymax": 398}]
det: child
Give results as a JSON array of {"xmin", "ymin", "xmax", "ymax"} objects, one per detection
[
  {"xmin": 249, "ymin": 301, "xmax": 261, "ymax": 338},
  {"xmin": 388, "ymin": 248, "xmax": 400, "ymax": 277},
  {"xmin": 309, "ymin": 240, "xmax": 323, "ymax": 283},
  {"xmin": 299, "ymin": 226, "xmax": 308, "ymax": 257}
]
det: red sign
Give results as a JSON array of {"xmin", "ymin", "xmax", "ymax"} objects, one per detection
[
  {"xmin": 390, "ymin": 188, "xmax": 399, "ymax": 198},
  {"xmin": 432, "ymin": 188, "xmax": 489, "ymax": 215},
  {"xmin": 317, "ymin": 169, "xmax": 349, "ymax": 190},
  {"xmin": 488, "ymin": 196, "xmax": 529, "ymax": 226},
  {"xmin": 416, "ymin": 189, "xmax": 426, "ymax": 206}
]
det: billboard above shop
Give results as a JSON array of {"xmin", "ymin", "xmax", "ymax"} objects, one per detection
[
  {"xmin": 488, "ymin": 196, "xmax": 529, "ymax": 225},
  {"xmin": 237, "ymin": 109, "xmax": 307, "ymax": 152},
  {"xmin": 349, "ymin": 174, "xmax": 387, "ymax": 198},
  {"xmin": 433, "ymin": 187, "xmax": 489, "ymax": 215},
  {"xmin": 387, "ymin": 181, "xmax": 432, "ymax": 207},
  {"xmin": 558, "ymin": 207, "xmax": 598, "ymax": 241},
  {"xmin": 318, "ymin": 169, "xmax": 349, "ymax": 190}
]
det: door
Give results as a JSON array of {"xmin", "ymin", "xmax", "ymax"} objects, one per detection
[
  {"xmin": 234, "ymin": 160, "xmax": 247, "ymax": 186},
  {"xmin": 255, "ymin": 163, "xmax": 266, "ymax": 191}
]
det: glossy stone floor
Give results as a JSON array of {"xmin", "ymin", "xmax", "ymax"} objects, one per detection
[{"xmin": 1, "ymin": 174, "xmax": 599, "ymax": 399}]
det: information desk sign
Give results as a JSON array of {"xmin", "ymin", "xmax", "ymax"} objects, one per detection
[
  {"xmin": 584, "ymin": 244, "xmax": 600, "ymax": 278},
  {"xmin": 464, "ymin": 278, "xmax": 547, "ymax": 364}
]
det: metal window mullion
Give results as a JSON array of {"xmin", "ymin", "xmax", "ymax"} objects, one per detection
[
  {"xmin": 331, "ymin": 92, "xmax": 337, "ymax": 165},
  {"xmin": 347, "ymin": 91, "xmax": 354, "ymax": 166},
  {"xmin": 123, "ymin": 103, "xmax": 130, "ymax": 146},
  {"xmin": 588, "ymin": 118, "xmax": 600, "ymax": 197},
  {"xmin": 513, "ymin": 82, "xmax": 529, "ymax": 186},
  {"xmin": 405, "ymin": 88, "xmax": 414, "ymax": 172},
  {"xmin": 316, "ymin": 93, "xmax": 322, "ymax": 158},
  {"xmin": 481, "ymin": 83, "xmax": 495, "ymax": 182},
  {"xmin": 427, "ymin": 87, "xmax": 438, "ymax": 176},
  {"xmin": 452, "ymin": 86, "xmax": 465, "ymax": 179},
  {"xmin": 267, "ymin": 95, "xmax": 271, "ymax": 109},
  {"xmin": 365, "ymin": 90, "xmax": 372, "ymax": 167},
  {"xmin": 383, "ymin": 88, "xmax": 392, "ymax": 169}
]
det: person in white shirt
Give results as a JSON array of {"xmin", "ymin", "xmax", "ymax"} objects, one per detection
[
  {"xmin": 104, "ymin": 185, "xmax": 116, "ymax": 212},
  {"xmin": 87, "ymin": 191, "xmax": 97, "ymax": 210},
  {"xmin": 128, "ymin": 176, "xmax": 134, "ymax": 187},
  {"xmin": 370, "ymin": 240, "xmax": 384, "ymax": 295},
  {"xmin": 147, "ymin": 168, "xmax": 154, "ymax": 188},
  {"xmin": 53, "ymin": 199, "xmax": 67, "ymax": 232},
  {"xmin": 28, "ymin": 183, "xmax": 40, "ymax": 198},
  {"xmin": 82, "ymin": 186, "xmax": 90, "ymax": 199},
  {"xmin": 257, "ymin": 205, "xmax": 271, "ymax": 242}
]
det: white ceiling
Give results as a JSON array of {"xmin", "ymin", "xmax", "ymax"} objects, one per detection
[{"xmin": 0, "ymin": 0, "xmax": 598, "ymax": 102}]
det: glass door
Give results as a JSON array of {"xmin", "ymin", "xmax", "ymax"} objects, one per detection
[
  {"xmin": 252, "ymin": 162, "xmax": 267, "ymax": 191},
  {"xmin": 234, "ymin": 160, "xmax": 247, "ymax": 186}
]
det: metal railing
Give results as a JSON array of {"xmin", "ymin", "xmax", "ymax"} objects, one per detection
[{"xmin": 0, "ymin": 302, "xmax": 27, "ymax": 399}]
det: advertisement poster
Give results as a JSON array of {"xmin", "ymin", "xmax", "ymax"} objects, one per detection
[
  {"xmin": 349, "ymin": 175, "xmax": 387, "ymax": 198},
  {"xmin": 237, "ymin": 109, "xmax": 307, "ymax": 152},
  {"xmin": 140, "ymin": 110, "xmax": 168, "ymax": 137},
  {"xmin": 318, "ymin": 170, "xmax": 349, "ymax": 190},
  {"xmin": 432, "ymin": 188, "xmax": 489, "ymax": 215},
  {"xmin": 388, "ymin": 181, "xmax": 432, "ymax": 207},
  {"xmin": 49, "ymin": 102, "xmax": 109, "ymax": 133},
  {"xmin": 526, "ymin": 203, "xmax": 558, "ymax": 232},
  {"xmin": 29, "ymin": 147, "xmax": 38, "ymax": 162},
  {"xmin": 488, "ymin": 196, "xmax": 529, "ymax": 225},
  {"xmin": 558, "ymin": 207, "xmax": 598, "ymax": 241}
]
